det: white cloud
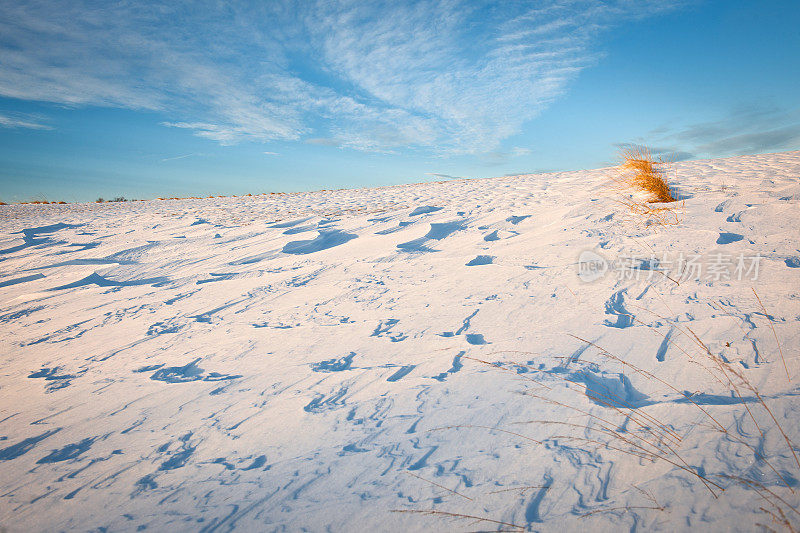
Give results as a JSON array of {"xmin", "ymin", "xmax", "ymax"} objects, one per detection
[
  {"xmin": 0, "ymin": 113, "xmax": 52, "ymax": 130},
  {"xmin": 305, "ymin": 138, "xmax": 343, "ymax": 147},
  {"xmin": 0, "ymin": 1, "xmax": 683, "ymax": 153}
]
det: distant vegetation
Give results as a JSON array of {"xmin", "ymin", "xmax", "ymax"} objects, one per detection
[
  {"xmin": 96, "ymin": 197, "xmax": 130, "ymax": 203},
  {"xmin": 6, "ymin": 199, "xmax": 67, "ymax": 205}
]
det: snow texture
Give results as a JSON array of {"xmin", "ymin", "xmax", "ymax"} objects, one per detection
[{"xmin": 1, "ymin": 151, "xmax": 800, "ymax": 532}]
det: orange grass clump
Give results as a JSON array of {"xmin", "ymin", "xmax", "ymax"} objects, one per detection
[
  {"xmin": 618, "ymin": 145, "xmax": 677, "ymax": 203},
  {"xmin": 610, "ymin": 145, "xmax": 682, "ymax": 227}
]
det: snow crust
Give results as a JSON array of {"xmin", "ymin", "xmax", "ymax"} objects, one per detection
[{"xmin": 1, "ymin": 151, "xmax": 799, "ymax": 531}]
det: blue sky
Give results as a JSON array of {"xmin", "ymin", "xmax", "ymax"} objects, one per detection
[{"xmin": 1, "ymin": 0, "xmax": 798, "ymax": 202}]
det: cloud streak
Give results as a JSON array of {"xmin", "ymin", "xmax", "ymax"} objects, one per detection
[
  {"xmin": 425, "ymin": 172, "xmax": 463, "ymax": 180},
  {"xmin": 0, "ymin": 113, "xmax": 52, "ymax": 130},
  {"xmin": 644, "ymin": 105, "xmax": 800, "ymax": 159},
  {"xmin": 0, "ymin": 1, "xmax": 682, "ymax": 153},
  {"xmin": 160, "ymin": 153, "xmax": 202, "ymax": 162}
]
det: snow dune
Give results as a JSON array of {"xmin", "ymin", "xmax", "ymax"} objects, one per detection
[{"xmin": 1, "ymin": 151, "xmax": 799, "ymax": 531}]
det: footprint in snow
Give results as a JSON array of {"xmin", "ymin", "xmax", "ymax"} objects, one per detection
[
  {"xmin": 506, "ymin": 215, "xmax": 531, "ymax": 225},
  {"xmin": 37, "ymin": 437, "xmax": 96, "ymax": 464},
  {"xmin": 28, "ymin": 367, "xmax": 85, "ymax": 392},
  {"xmin": 465, "ymin": 333, "xmax": 487, "ymax": 345},
  {"xmin": 148, "ymin": 358, "xmax": 241, "ymax": 383},
  {"xmin": 311, "ymin": 352, "xmax": 355, "ymax": 372},
  {"xmin": 716, "ymin": 232, "xmax": 744, "ymax": 245},
  {"xmin": 386, "ymin": 365, "xmax": 416, "ymax": 382},
  {"xmin": 0, "ymin": 429, "xmax": 61, "ymax": 461},
  {"xmin": 466, "ymin": 255, "xmax": 493, "ymax": 266}
]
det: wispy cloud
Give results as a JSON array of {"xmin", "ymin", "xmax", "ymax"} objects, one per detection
[
  {"xmin": 612, "ymin": 142, "xmax": 695, "ymax": 162},
  {"xmin": 0, "ymin": 112, "xmax": 52, "ymax": 130},
  {"xmin": 425, "ymin": 172, "xmax": 463, "ymax": 180},
  {"xmin": 504, "ymin": 169, "xmax": 554, "ymax": 176},
  {"xmin": 477, "ymin": 147, "xmax": 533, "ymax": 165},
  {"xmin": 160, "ymin": 153, "xmax": 202, "ymax": 162},
  {"xmin": 644, "ymin": 104, "xmax": 800, "ymax": 158},
  {"xmin": 305, "ymin": 138, "xmax": 343, "ymax": 147},
  {"xmin": 696, "ymin": 124, "xmax": 800, "ymax": 155},
  {"xmin": 0, "ymin": 1, "xmax": 682, "ymax": 153}
]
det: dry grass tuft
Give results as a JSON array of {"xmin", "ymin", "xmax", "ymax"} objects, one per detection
[
  {"xmin": 618, "ymin": 145, "xmax": 677, "ymax": 203},
  {"xmin": 610, "ymin": 145, "xmax": 683, "ymax": 227}
]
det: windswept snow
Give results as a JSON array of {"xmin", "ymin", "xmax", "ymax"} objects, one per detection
[{"xmin": 1, "ymin": 151, "xmax": 800, "ymax": 532}]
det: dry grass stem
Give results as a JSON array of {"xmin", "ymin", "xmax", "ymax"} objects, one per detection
[
  {"xmin": 752, "ymin": 288, "xmax": 790, "ymax": 381},
  {"xmin": 488, "ymin": 485, "xmax": 551, "ymax": 494},
  {"xmin": 568, "ymin": 335, "xmax": 794, "ymax": 490},
  {"xmin": 579, "ymin": 505, "xmax": 666, "ymax": 519},
  {"xmin": 390, "ymin": 509, "xmax": 525, "ymax": 531},
  {"xmin": 404, "ymin": 471, "xmax": 473, "ymax": 502}
]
